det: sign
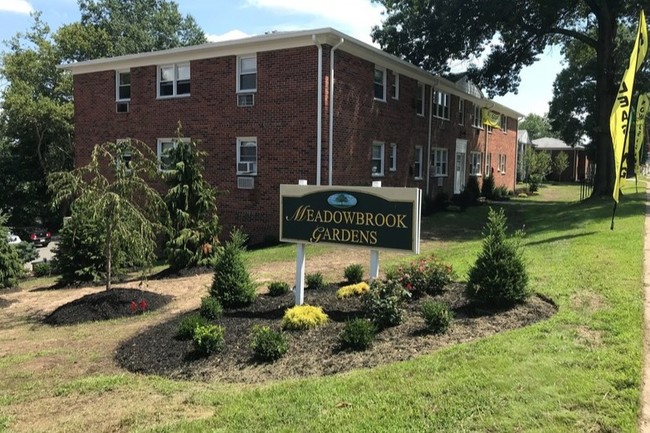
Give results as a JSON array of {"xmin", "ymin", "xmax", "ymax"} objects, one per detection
[{"xmin": 280, "ymin": 185, "xmax": 421, "ymax": 253}]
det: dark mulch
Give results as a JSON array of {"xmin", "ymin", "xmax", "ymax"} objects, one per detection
[
  {"xmin": 43, "ymin": 288, "xmax": 173, "ymax": 326},
  {"xmin": 115, "ymin": 283, "xmax": 557, "ymax": 384}
]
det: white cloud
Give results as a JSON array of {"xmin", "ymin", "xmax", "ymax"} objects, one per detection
[
  {"xmin": 0, "ymin": 0, "xmax": 33, "ymax": 14},
  {"xmin": 207, "ymin": 30, "xmax": 254, "ymax": 43},
  {"xmin": 244, "ymin": 0, "xmax": 384, "ymax": 43}
]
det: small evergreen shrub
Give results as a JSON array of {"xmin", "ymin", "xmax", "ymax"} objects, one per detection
[
  {"xmin": 466, "ymin": 207, "xmax": 530, "ymax": 307},
  {"xmin": 281, "ymin": 305, "xmax": 328, "ymax": 330},
  {"xmin": 210, "ymin": 229, "xmax": 257, "ymax": 308},
  {"xmin": 343, "ymin": 264, "xmax": 364, "ymax": 284},
  {"xmin": 250, "ymin": 325, "xmax": 289, "ymax": 362},
  {"xmin": 464, "ymin": 176, "xmax": 481, "ymax": 204},
  {"xmin": 336, "ymin": 282, "xmax": 370, "ymax": 298},
  {"xmin": 32, "ymin": 262, "xmax": 52, "ymax": 278},
  {"xmin": 193, "ymin": 324, "xmax": 225, "ymax": 355},
  {"xmin": 493, "ymin": 186, "xmax": 510, "ymax": 200},
  {"xmin": 0, "ymin": 216, "xmax": 23, "ymax": 289},
  {"xmin": 200, "ymin": 296, "xmax": 223, "ymax": 320},
  {"xmin": 420, "ymin": 300, "xmax": 454, "ymax": 334},
  {"xmin": 386, "ymin": 255, "xmax": 454, "ymax": 297},
  {"xmin": 267, "ymin": 281, "xmax": 290, "ymax": 296},
  {"xmin": 306, "ymin": 272, "xmax": 325, "ymax": 290},
  {"xmin": 338, "ymin": 318, "xmax": 376, "ymax": 351},
  {"xmin": 481, "ymin": 175, "xmax": 495, "ymax": 199},
  {"xmin": 362, "ymin": 279, "xmax": 410, "ymax": 329},
  {"xmin": 176, "ymin": 314, "xmax": 209, "ymax": 340},
  {"xmin": 14, "ymin": 242, "xmax": 38, "ymax": 264}
]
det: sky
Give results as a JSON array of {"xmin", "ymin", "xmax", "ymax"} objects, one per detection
[{"xmin": 0, "ymin": 0, "xmax": 564, "ymax": 117}]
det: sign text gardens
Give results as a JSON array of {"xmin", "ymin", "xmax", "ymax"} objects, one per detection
[{"xmin": 280, "ymin": 185, "xmax": 421, "ymax": 253}]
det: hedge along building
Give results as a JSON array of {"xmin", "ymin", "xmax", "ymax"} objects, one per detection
[{"xmin": 60, "ymin": 28, "xmax": 523, "ymax": 243}]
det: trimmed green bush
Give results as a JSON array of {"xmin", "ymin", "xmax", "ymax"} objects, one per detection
[
  {"xmin": 267, "ymin": 281, "xmax": 290, "ymax": 296},
  {"xmin": 200, "ymin": 296, "xmax": 223, "ymax": 320},
  {"xmin": 466, "ymin": 207, "xmax": 530, "ymax": 307},
  {"xmin": 250, "ymin": 326, "xmax": 288, "ymax": 362},
  {"xmin": 362, "ymin": 279, "xmax": 410, "ymax": 329},
  {"xmin": 386, "ymin": 254, "xmax": 454, "ymax": 297},
  {"xmin": 481, "ymin": 175, "xmax": 495, "ymax": 199},
  {"xmin": 176, "ymin": 314, "xmax": 209, "ymax": 340},
  {"xmin": 32, "ymin": 261, "xmax": 52, "ymax": 278},
  {"xmin": 338, "ymin": 318, "xmax": 376, "ymax": 351},
  {"xmin": 420, "ymin": 300, "xmax": 453, "ymax": 334},
  {"xmin": 306, "ymin": 272, "xmax": 325, "ymax": 290},
  {"xmin": 210, "ymin": 229, "xmax": 257, "ymax": 308},
  {"xmin": 343, "ymin": 264, "xmax": 364, "ymax": 284},
  {"xmin": 193, "ymin": 324, "xmax": 225, "ymax": 356}
]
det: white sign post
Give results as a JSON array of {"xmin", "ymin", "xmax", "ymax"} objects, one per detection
[
  {"xmin": 294, "ymin": 179, "xmax": 308, "ymax": 305},
  {"xmin": 369, "ymin": 180, "xmax": 381, "ymax": 280}
]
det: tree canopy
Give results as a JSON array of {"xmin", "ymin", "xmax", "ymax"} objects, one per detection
[
  {"xmin": 519, "ymin": 114, "xmax": 556, "ymax": 141},
  {"xmin": 371, "ymin": 0, "xmax": 650, "ymax": 196}
]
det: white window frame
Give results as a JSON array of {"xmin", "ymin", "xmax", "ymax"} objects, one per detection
[
  {"xmin": 236, "ymin": 137, "xmax": 258, "ymax": 175},
  {"xmin": 116, "ymin": 70, "xmax": 131, "ymax": 101},
  {"xmin": 416, "ymin": 82, "xmax": 425, "ymax": 116},
  {"xmin": 237, "ymin": 54, "xmax": 257, "ymax": 93},
  {"xmin": 485, "ymin": 152, "xmax": 492, "ymax": 176},
  {"xmin": 389, "ymin": 143, "xmax": 397, "ymax": 171},
  {"xmin": 432, "ymin": 148, "xmax": 448, "ymax": 177},
  {"xmin": 499, "ymin": 154, "xmax": 507, "ymax": 173},
  {"xmin": 470, "ymin": 152, "xmax": 482, "ymax": 176},
  {"xmin": 371, "ymin": 141, "xmax": 385, "ymax": 176},
  {"xmin": 391, "ymin": 73, "xmax": 399, "ymax": 100},
  {"xmin": 116, "ymin": 138, "xmax": 132, "ymax": 172},
  {"xmin": 374, "ymin": 66, "xmax": 386, "ymax": 101},
  {"xmin": 157, "ymin": 63, "xmax": 190, "ymax": 98},
  {"xmin": 414, "ymin": 146, "xmax": 424, "ymax": 179},
  {"xmin": 157, "ymin": 137, "xmax": 189, "ymax": 171},
  {"xmin": 458, "ymin": 98, "xmax": 465, "ymax": 125},
  {"xmin": 472, "ymin": 104, "xmax": 483, "ymax": 128},
  {"xmin": 433, "ymin": 91, "xmax": 450, "ymax": 120},
  {"xmin": 500, "ymin": 114, "xmax": 508, "ymax": 132}
]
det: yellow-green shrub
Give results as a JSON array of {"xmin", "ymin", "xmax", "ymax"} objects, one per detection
[
  {"xmin": 336, "ymin": 282, "xmax": 370, "ymax": 299},
  {"xmin": 281, "ymin": 305, "xmax": 328, "ymax": 330}
]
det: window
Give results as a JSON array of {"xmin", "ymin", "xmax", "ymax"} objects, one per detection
[
  {"xmin": 116, "ymin": 70, "xmax": 130, "ymax": 101},
  {"xmin": 414, "ymin": 146, "xmax": 423, "ymax": 179},
  {"xmin": 391, "ymin": 73, "xmax": 399, "ymax": 100},
  {"xmin": 238, "ymin": 54, "xmax": 257, "ymax": 92},
  {"xmin": 158, "ymin": 63, "xmax": 190, "ymax": 98},
  {"xmin": 432, "ymin": 148, "xmax": 448, "ymax": 176},
  {"xmin": 486, "ymin": 123, "xmax": 493, "ymax": 133},
  {"xmin": 500, "ymin": 114, "xmax": 508, "ymax": 132},
  {"xmin": 485, "ymin": 152, "xmax": 492, "ymax": 176},
  {"xmin": 374, "ymin": 66, "xmax": 386, "ymax": 101},
  {"xmin": 371, "ymin": 141, "xmax": 384, "ymax": 176},
  {"xmin": 389, "ymin": 143, "xmax": 397, "ymax": 171},
  {"xmin": 237, "ymin": 137, "xmax": 257, "ymax": 175},
  {"xmin": 433, "ymin": 91, "xmax": 450, "ymax": 119},
  {"xmin": 116, "ymin": 138, "xmax": 132, "ymax": 172},
  {"xmin": 416, "ymin": 82, "xmax": 425, "ymax": 116},
  {"xmin": 157, "ymin": 137, "xmax": 189, "ymax": 171},
  {"xmin": 458, "ymin": 98, "xmax": 465, "ymax": 125},
  {"xmin": 499, "ymin": 154, "xmax": 507, "ymax": 173},
  {"xmin": 470, "ymin": 152, "xmax": 482, "ymax": 176},
  {"xmin": 472, "ymin": 104, "xmax": 483, "ymax": 128}
]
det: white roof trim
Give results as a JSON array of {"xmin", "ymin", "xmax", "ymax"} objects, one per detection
[{"xmin": 58, "ymin": 27, "xmax": 523, "ymax": 119}]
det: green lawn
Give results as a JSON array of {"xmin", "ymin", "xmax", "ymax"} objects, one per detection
[{"xmin": 144, "ymin": 182, "xmax": 647, "ymax": 432}]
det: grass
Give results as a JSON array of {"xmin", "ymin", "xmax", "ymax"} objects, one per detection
[{"xmin": 1, "ymin": 181, "xmax": 647, "ymax": 432}]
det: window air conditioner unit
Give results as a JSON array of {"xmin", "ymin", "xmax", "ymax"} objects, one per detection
[
  {"xmin": 237, "ymin": 176, "xmax": 255, "ymax": 189},
  {"xmin": 116, "ymin": 102, "xmax": 130, "ymax": 113},
  {"xmin": 237, "ymin": 162, "xmax": 257, "ymax": 174},
  {"xmin": 237, "ymin": 93, "xmax": 254, "ymax": 107}
]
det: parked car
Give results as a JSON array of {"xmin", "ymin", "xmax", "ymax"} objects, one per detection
[{"xmin": 12, "ymin": 227, "xmax": 51, "ymax": 247}]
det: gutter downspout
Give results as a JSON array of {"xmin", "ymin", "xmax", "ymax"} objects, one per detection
[
  {"xmin": 425, "ymin": 84, "xmax": 434, "ymax": 194},
  {"xmin": 329, "ymin": 38, "xmax": 344, "ymax": 186},
  {"xmin": 312, "ymin": 35, "xmax": 323, "ymax": 185}
]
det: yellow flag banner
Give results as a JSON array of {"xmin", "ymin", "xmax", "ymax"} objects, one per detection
[
  {"xmin": 481, "ymin": 108, "xmax": 501, "ymax": 129},
  {"xmin": 635, "ymin": 93, "xmax": 649, "ymax": 175},
  {"xmin": 611, "ymin": 10, "xmax": 647, "ymax": 203}
]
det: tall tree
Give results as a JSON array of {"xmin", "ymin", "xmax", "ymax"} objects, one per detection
[
  {"xmin": 371, "ymin": 1, "xmax": 649, "ymax": 196},
  {"xmin": 519, "ymin": 114, "xmax": 556, "ymax": 140}
]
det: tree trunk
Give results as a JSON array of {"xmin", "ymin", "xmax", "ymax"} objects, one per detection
[{"xmin": 592, "ymin": 4, "xmax": 617, "ymax": 197}]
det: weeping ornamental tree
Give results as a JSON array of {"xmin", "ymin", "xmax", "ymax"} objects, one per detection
[
  {"xmin": 164, "ymin": 132, "xmax": 221, "ymax": 271},
  {"xmin": 48, "ymin": 140, "xmax": 168, "ymax": 290},
  {"xmin": 371, "ymin": 1, "xmax": 648, "ymax": 197}
]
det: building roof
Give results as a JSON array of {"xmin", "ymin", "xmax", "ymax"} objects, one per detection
[
  {"xmin": 532, "ymin": 137, "xmax": 584, "ymax": 150},
  {"xmin": 58, "ymin": 27, "xmax": 523, "ymax": 119}
]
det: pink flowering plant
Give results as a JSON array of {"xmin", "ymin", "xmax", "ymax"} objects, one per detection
[{"xmin": 386, "ymin": 254, "xmax": 455, "ymax": 297}]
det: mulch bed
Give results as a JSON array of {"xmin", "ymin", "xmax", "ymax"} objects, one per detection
[
  {"xmin": 115, "ymin": 283, "xmax": 557, "ymax": 384},
  {"xmin": 43, "ymin": 288, "xmax": 173, "ymax": 326}
]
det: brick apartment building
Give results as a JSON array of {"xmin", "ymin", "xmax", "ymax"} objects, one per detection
[{"xmin": 61, "ymin": 28, "xmax": 522, "ymax": 243}]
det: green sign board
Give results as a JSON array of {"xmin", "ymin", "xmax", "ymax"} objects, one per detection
[{"xmin": 280, "ymin": 185, "xmax": 421, "ymax": 253}]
